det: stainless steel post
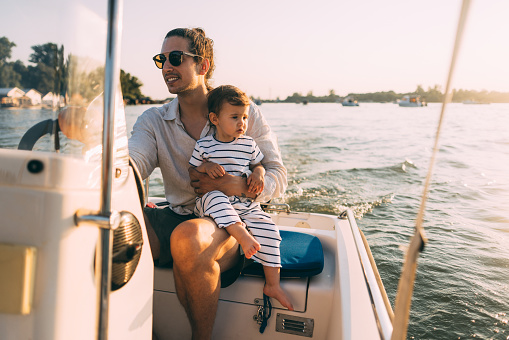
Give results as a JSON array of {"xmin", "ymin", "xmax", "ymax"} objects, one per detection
[{"xmin": 96, "ymin": 0, "xmax": 123, "ymax": 339}]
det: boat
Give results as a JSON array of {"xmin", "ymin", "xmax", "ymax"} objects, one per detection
[
  {"xmin": 1, "ymin": 0, "xmax": 474, "ymax": 338},
  {"xmin": 0, "ymin": 1, "xmax": 397, "ymax": 338},
  {"xmin": 341, "ymin": 96, "xmax": 359, "ymax": 106},
  {"xmin": 398, "ymin": 95, "xmax": 426, "ymax": 107},
  {"xmin": 0, "ymin": 1, "xmax": 395, "ymax": 337}
]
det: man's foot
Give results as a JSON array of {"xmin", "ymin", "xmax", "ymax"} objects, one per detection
[
  {"xmin": 263, "ymin": 283, "xmax": 294, "ymax": 311},
  {"xmin": 237, "ymin": 232, "xmax": 261, "ymax": 259}
]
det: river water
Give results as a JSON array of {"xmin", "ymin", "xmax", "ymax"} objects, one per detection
[{"xmin": 2, "ymin": 102, "xmax": 508, "ymax": 339}]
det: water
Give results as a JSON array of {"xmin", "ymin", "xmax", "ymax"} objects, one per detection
[{"xmin": 3, "ymin": 102, "xmax": 509, "ymax": 339}]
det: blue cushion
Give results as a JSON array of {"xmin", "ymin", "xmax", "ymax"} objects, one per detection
[{"xmin": 242, "ymin": 230, "xmax": 324, "ymax": 278}]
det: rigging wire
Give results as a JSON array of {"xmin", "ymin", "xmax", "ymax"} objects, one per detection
[{"xmin": 390, "ymin": 1, "xmax": 472, "ymax": 339}]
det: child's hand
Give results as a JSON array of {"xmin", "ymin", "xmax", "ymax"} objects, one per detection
[
  {"xmin": 203, "ymin": 162, "xmax": 225, "ymax": 179},
  {"xmin": 247, "ymin": 172, "xmax": 264, "ymax": 194}
]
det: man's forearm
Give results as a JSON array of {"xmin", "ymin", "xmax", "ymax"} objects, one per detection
[
  {"xmin": 189, "ymin": 167, "xmax": 256, "ymax": 198},
  {"xmin": 221, "ymin": 175, "xmax": 257, "ymax": 199}
]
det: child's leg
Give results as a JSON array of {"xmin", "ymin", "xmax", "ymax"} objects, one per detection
[
  {"xmin": 195, "ymin": 191, "xmax": 261, "ymax": 258},
  {"xmin": 238, "ymin": 207, "xmax": 281, "ymax": 267},
  {"xmin": 225, "ymin": 223, "xmax": 260, "ymax": 259},
  {"xmin": 262, "ymin": 266, "xmax": 294, "ymax": 311}
]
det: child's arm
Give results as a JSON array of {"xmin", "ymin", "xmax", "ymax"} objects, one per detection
[
  {"xmin": 247, "ymin": 163, "xmax": 265, "ymax": 194},
  {"xmin": 195, "ymin": 161, "xmax": 226, "ymax": 179}
]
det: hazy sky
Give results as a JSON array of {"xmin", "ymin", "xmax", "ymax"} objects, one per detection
[{"xmin": 2, "ymin": 0, "xmax": 509, "ymax": 100}]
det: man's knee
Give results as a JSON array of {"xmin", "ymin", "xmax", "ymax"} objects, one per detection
[{"xmin": 170, "ymin": 219, "xmax": 210, "ymax": 264}]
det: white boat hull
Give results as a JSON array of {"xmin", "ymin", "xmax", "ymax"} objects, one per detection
[
  {"xmin": 398, "ymin": 102, "xmax": 424, "ymax": 107},
  {"xmin": 0, "ymin": 148, "xmax": 153, "ymax": 340}
]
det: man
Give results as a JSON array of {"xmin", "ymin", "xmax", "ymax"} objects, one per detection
[{"xmin": 128, "ymin": 28, "xmax": 287, "ymax": 339}]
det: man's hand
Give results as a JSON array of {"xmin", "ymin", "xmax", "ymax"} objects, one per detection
[
  {"xmin": 57, "ymin": 106, "xmax": 88, "ymax": 141},
  {"xmin": 189, "ymin": 167, "xmax": 256, "ymax": 199}
]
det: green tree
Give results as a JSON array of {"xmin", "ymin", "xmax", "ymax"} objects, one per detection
[
  {"xmin": 120, "ymin": 69, "xmax": 144, "ymax": 104},
  {"xmin": 0, "ymin": 37, "xmax": 22, "ymax": 88},
  {"xmin": 0, "ymin": 63, "xmax": 22, "ymax": 87},
  {"xmin": 28, "ymin": 42, "xmax": 67, "ymax": 95},
  {"xmin": 0, "ymin": 37, "xmax": 16, "ymax": 64}
]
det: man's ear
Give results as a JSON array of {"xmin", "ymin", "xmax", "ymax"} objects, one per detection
[
  {"xmin": 199, "ymin": 58, "xmax": 210, "ymax": 75},
  {"xmin": 209, "ymin": 111, "xmax": 218, "ymax": 125}
]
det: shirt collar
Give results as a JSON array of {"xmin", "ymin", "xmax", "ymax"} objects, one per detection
[
  {"xmin": 162, "ymin": 97, "xmax": 214, "ymax": 138},
  {"xmin": 161, "ymin": 97, "xmax": 179, "ymax": 121}
]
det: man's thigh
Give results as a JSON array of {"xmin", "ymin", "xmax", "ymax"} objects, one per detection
[
  {"xmin": 193, "ymin": 217, "xmax": 244, "ymax": 287},
  {"xmin": 188, "ymin": 216, "xmax": 240, "ymax": 271}
]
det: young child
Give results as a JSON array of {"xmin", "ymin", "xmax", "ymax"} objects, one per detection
[{"xmin": 189, "ymin": 85, "xmax": 293, "ymax": 310}]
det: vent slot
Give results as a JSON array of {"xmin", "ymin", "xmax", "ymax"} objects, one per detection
[{"xmin": 276, "ymin": 313, "xmax": 314, "ymax": 337}]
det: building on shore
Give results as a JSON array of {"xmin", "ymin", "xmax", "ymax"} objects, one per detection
[
  {"xmin": 0, "ymin": 87, "xmax": 26, "ymax": 107},
  {"xmin": 22, "ymin": 89, "xmax": 43, "ymax": 106}
]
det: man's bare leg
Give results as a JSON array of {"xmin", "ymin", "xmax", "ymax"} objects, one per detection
[{"xmin": 171, "ymin": 218, "xmax": 240, "ymax": 340}]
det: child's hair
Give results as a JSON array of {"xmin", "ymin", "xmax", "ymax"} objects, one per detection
[{"xmin": 207, "ymin": 85, "xmax": 250, "ymax": 115}]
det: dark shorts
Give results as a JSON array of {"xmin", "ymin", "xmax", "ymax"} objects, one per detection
[{"xmin": 143, "ymin": 206, "xmax": 248, "ymax": 288}]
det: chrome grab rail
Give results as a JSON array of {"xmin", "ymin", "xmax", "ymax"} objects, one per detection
[
  {"xmin": 73, "ymin": 0, "xmax": 124, "ymax": 339},
  {"xmin": 75, "ymin": 209, "xmax": 121, "ymax": 230},
  {"xmin": 144, "ymin": 179, "xmax": 149, "ymax": 205},
  {"xmin": 345, "ymin": 209, "xmax": 393, "ymax": 340},
  {"xmin": 260, "ymin": 202, "xmax": 291, "ymax": 213}
]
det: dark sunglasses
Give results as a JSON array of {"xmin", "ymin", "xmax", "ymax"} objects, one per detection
[{"xmin": 152, "ymin": 51, "xmax": 202, "ymax": 69}]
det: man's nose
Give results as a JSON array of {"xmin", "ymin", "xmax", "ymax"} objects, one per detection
[{"xmin": 162, "ymin": 59, "xmax": 172, "ymax": 70}]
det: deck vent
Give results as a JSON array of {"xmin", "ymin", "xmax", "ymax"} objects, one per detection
[{"xmin": 276, "ymin": 313, "xmax": 314, "ymax": 337}]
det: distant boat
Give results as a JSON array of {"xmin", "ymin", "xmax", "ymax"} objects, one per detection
[
  {"xmin": 398, "ymin": 95, "xmax": 426, "ymax": 107},
  {"xmin": 462, "ymin": 100, "xmax": 489, "ymax": 105},
  {"xmin": 342, "ymin": 96, "xmax": 359, "ymax": 106}
]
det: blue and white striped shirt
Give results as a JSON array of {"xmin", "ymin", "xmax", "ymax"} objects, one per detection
[{"xmin": 190, "ymin": 135, "xmax": 264, "ymax": 176}]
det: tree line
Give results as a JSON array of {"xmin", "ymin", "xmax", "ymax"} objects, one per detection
[
  {"xmin": 268, "ymin": 85, "xmax": 509, "ymax": 104},
  {"xmin": 4, "ymin": 36, "xmax": 507, "ymax": 105},
  {"xmin": 0, "ymin": 37, "xmax": 148, "ymax": 104}
]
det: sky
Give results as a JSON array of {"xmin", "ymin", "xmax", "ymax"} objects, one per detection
[{"xmin": 2, "ymin": 0, "xmax": 509, "ymax": 100}]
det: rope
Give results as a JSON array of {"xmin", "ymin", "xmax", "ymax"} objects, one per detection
[
  {"xmin": 391, "ymin": 1, "xmax": 472, "ymax": 339},
  {"xmin": 259, "ymin": 294, "xmax": 272, "ymax": 333}
]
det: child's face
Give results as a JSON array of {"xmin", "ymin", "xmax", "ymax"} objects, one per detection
[{"xmin": 210, "ymin": 103, "xmax": 249, "ymax": 141}]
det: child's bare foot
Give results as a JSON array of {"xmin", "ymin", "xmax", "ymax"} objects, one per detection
[
  {"xmin": 264, "ymin": 283, "xmax": 294, "ymax": 311},
  {"xmin": 237, "ymin": 232, "xmax": 261, "ymax": 259},
  {"xmin": 225, "ymin": 223, "xmax": 261, "ymax": 259}
]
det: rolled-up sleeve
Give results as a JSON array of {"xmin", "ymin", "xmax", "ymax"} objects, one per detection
[
  {"xmin": 246, "ymin": 103, "xmax": 287, "ymax": 202},
  {"xmin": 128, "ymin": 109, "xmax": 159, "ymax": 180}
]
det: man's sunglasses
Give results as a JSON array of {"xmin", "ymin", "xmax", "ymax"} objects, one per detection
[{"xmin": 152, "ymin": 51, "xmax": 202, "ymax": 69}]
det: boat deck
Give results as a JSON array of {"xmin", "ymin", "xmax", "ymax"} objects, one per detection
[{"xmin": 153, "ymin": 211, "xmax": 387, "ymax": 339}]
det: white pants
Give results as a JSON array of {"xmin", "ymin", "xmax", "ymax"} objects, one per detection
[{"xmin": 195, "ymin": 190, "xmax": 281, "ymax": 267}]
